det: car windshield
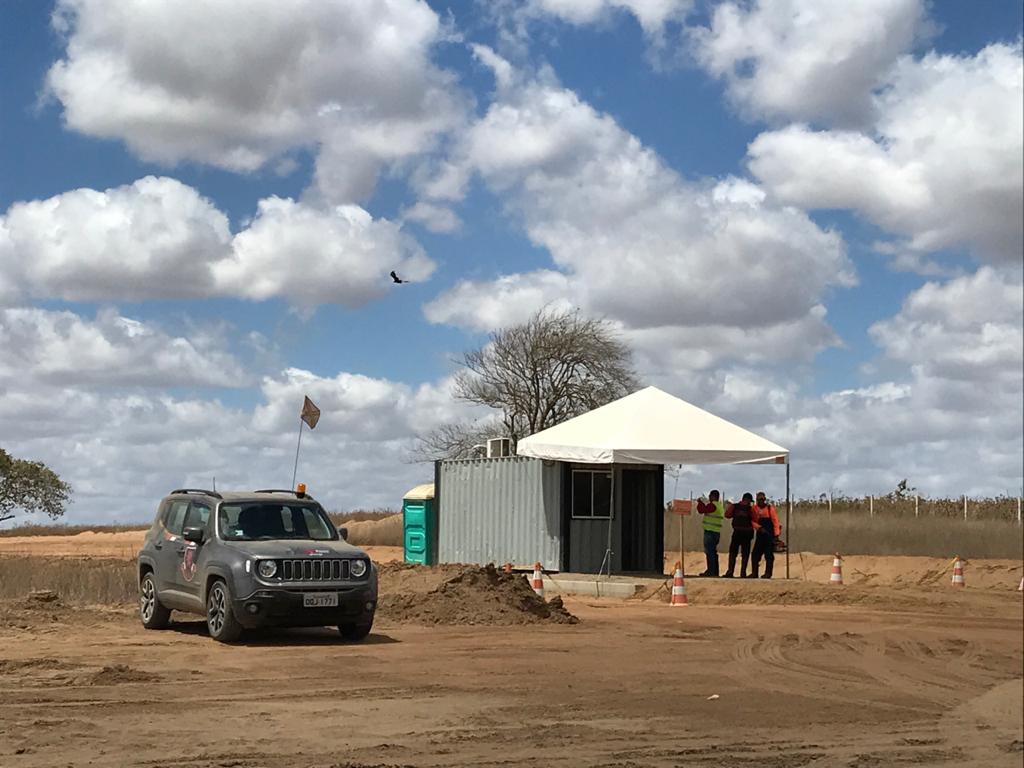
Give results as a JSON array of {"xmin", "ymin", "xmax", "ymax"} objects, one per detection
[{"xmin": 218, "ymin": 503, "xmax": 336, "ymax": 541}]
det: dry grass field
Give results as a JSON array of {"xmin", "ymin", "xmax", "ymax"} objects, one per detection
[{"xmin": 665, "ymin": 507, "xmax": 1024, "ymax": 560}]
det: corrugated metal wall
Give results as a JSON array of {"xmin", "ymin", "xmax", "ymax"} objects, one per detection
[{"xmin": 438, "ymin": 457, "xmax": 563, "ymax": 571}]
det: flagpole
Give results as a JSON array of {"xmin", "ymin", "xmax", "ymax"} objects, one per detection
[{"xmin": 291, "ymin": 418, "xmax": 304, "ymax": 490}]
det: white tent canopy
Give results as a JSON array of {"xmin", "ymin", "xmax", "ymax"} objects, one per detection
[{"xmin": 516, "ymin": 386, "xmax": 788, "ymax": 465}]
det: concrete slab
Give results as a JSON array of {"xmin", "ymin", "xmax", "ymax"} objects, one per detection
[{"xmin": 541, "ymin": 577, "xmax": 645, "ymax": 598}]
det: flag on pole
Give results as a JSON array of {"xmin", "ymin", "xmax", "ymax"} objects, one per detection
[{"xmin": 300, "ymin": 396, "xmax": 321, "ymax": 429}]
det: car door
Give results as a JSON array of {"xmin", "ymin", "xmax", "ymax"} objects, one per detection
[
  {"xmin": 155, "ymin": 500, "xmax": 189, "ymax": 591},
  {"xmin": 175, "ymin": 501, "xmax": 212, "ymax": 601}
]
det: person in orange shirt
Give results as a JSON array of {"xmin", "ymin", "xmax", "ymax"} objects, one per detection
[{"xmin": 751, "ymin": 491, "xmax": 781, "ymax": 579}]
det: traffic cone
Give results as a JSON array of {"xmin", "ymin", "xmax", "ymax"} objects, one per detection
[
  {"xmin": 671, "ymin": 562, "xmax": 688, "ymax": 606},
  {"xmin": 951, "ymin": 557, "xmax": 965, "ymax": 588},
  {"xmin": 530, "ymin": 562, "xmax": 545, "ymax": 598},
  {"xmin": 829, "ymin": 553, "xmax": 844, "ymax": 586}
]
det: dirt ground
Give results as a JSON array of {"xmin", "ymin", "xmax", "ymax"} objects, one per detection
[
  {"xmin": 0, "ymin": 533, "xmax": 1021, "ymax": 767},
  {"xmin": 0, "ymin": 582, "xmax": 1020, "ymax": 767}
]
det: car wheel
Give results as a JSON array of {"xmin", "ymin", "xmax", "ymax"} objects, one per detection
[
  {"xmin": 139, "ymin": 572, "xmax": 171, "ymax": 630},
  {"xmin": 206, "ymin": 579, "xmax": 243, "ymax": 643},
  {"xmin": 338, "ymin": 621, "xmax": 372, "ymax": 642}
]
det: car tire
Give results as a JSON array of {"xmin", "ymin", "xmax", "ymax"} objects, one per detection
[
  {"xmin": 206, "ymin": 579, "xmax": 243, "ymax": 643},
  {"xmin": 338, "ymin": 621, "xmax": 373, "ymax": 642},
  {"xmin": 139, "ymin": 572, "xmax": 171, "ymax": 630}
]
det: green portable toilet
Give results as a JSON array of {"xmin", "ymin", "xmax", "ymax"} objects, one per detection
[{"xmin": 402, "ymin": 483, "xmax": 436, "ymax": 565}]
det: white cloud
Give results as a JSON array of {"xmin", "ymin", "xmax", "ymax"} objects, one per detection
[
  {"xmin": 219, "ymin": 198, "xmax": 435, "ymax": 305},
  {"xmin": 0, "ymin": 178, "xmax": 434, "ymax": 307},
  {"xmin": 424, "ymin": 270, "xmax": 573, "ymax": 331},
  {"xmin": 749, "ymin": 42, "xmax": 1024, "ymax": 266},
  {"xmin": 529, "ymin": 0, "xmax": 691, "ymax": 36},
  {"xmin": 0, "ymin": 176, "xmax": 229, "ymax": 302},
  {"xmin": 0, "ymin": 367, "xmax": 478, "ymax": 523},
  {"xmin": 0, "ymin": 307, "xmax": 249, "ymax": 388},
  {"xmin": 765, "ymin": 269, "xmax": 1024, "ymax": 496},
  {"xmin": 623, "ymin": 306, "xmax": 838, "ymax": 374},
  {"xmin": 421, "ymin": 53, "xmax": 853, "ymax": 361},
  {"xmin": 869, "ymin": 268, "xmax": 1023, "ymax": 385},
  {"xmin": 690, "ymin": 0, "xmax": 927, "ymax": 125},
  {"xmin": 401, "ymin": 201, "xmax": 463, "ymax": 234},
  {"xmin": 673, "ymin": 267, "xmax": 1023, "ymax": 497},
  {"xmin": 47, "ymin": 0, "xmax": 465, "ymax": 201}
]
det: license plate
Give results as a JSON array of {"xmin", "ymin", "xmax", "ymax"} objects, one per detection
[{"xmin": 303, "ymin": 593, "xmax": 338, "ymax": 608}]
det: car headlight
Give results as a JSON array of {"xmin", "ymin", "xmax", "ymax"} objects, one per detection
[
  {"xmin": 350, "ymin": 559, "xmax": 367, "ymax": 578},
  {"xmin": 257, "ymin": 560, "xmax": 277, "ymax": 579}
]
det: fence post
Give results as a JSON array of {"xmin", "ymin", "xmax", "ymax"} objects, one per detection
[
  {"xmin": 963, "ymin": 494, "xmax": 968, "ymax": 521},
  {"xmin": 914, "ymin": 495, "xmax": 919, "ymax": 518},
  {"xmin": 828, "ymin": 492, "xmax": 832, "ymax": 517},
  {"xmin": 1018, "ymin": 495, "xmax": 1022, "ymax": 526},
  {"xmin": 869, "ymin": 495, "xmax": 873, "ymax": 517}
]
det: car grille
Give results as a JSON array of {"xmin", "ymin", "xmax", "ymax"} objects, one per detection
[{"xmin": 281, "ymin": 559, "xmax": 350, "ymax": 581}]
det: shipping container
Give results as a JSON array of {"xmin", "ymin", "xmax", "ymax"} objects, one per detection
[{"xmin": 436, "ymin": 456, "xmax": 663, "ymax": 574}]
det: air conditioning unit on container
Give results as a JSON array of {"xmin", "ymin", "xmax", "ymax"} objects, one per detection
[{"xmin": 486, "ymin": 437, "xmax": 512, "ymax": 458}]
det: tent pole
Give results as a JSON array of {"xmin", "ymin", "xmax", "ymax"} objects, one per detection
[
  {"xmin": 785, "ymin": 462, "xmax": 791, "ymax": 579},
  {"xmin": 604, "ymin": 466, "xmax": 615, "ymax": 578}
]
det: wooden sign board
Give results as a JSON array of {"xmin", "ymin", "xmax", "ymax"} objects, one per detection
[{"xmin": 671, "ymin": 499, "xmax": 692, "ymax": 515}]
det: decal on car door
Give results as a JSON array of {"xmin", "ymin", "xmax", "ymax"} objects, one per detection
[{"xmin": 180, "ymin": 542, "xmax": 198, "ymax": 582}]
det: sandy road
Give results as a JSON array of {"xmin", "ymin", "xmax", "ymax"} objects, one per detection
[{"xmin": 1, "ymin": 593, "xmax": 1021, "ymax": 768}]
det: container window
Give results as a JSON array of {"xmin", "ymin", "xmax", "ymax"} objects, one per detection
[{"xmin": 571, "ymin": 470, "xmax": 612, "ymax": 519}]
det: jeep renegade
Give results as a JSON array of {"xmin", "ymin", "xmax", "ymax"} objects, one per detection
[{"xmin": 137, "ymin": 488, "xmax": 377, "ymax": 643}]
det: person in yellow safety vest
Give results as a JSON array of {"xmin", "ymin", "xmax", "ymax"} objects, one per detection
[{"xmin": 695, "ymin": 489, "xmax": 725, "ymax": 577}]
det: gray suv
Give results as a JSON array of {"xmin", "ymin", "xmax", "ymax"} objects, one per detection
[{"xmin": 137, "ymin": 488, "xmax": 377, "ymax": 643}]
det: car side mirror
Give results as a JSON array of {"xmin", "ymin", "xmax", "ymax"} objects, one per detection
[
  {"xmin": 338, "ymin": 527, "xmax": 348, "ymax": 541},
  {"xmin": 183, "ymin": 526, "xmax": 205, "ymax": 544}
]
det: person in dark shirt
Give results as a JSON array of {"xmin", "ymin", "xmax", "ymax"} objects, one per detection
[{"xmin": 723, "ymin": 492, "xmax": 756, "ymax": 578}]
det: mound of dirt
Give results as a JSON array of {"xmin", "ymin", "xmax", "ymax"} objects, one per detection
[
  {"xmin": 80, "ymin": 664, "xmax": 160, "ymax": 685},
  {"xmin": 378, "ymin": 563, "xmax": 578, "ymax": 626},
  {"xmin": 0, "ymin": 657, "xmax": 79, "ymax": 674},
  {"xmin": 345, "ymin": 515, "xmax": 403, "ymax": 547}
]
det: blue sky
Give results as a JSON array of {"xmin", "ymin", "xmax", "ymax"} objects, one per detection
[{"xmin": 0, "ymin": 1, "xmax": 1021, "ymax": 522}]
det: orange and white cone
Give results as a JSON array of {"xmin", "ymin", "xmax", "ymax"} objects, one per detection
[
  {"xmin": 951, "ymin": 557, "xmax": 965, "ymax": 588},
  {"xmin": 671, "ymin": 562, "xmax": 688, "ymax": 606},
  {"xmin": 530, "ymin": 562, "xmax": 545, "ymax": 598},
  {"xmin": 829, "ymin": 553, "xmax": 844, "ymax": 586}
]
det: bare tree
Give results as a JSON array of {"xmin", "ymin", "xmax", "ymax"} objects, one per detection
[
  {"xmin": 418, "ymin": 308, "xmax": 639, "ymax": 460},
  {"xmin": 414, "ymin": 420, "xmax": 504, "ymax": 461}
]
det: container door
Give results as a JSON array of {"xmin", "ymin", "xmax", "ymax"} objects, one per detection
[
  {"xmin": 404, "ymin": 500, "xmax": 429, "ymax": 565},
  {"xmin": 620, "ymin": 469, "xmax": 663, "ymax": 573}
]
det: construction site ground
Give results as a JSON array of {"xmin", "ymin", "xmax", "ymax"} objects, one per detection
[{"xmin": 0, "ymin": 534, "xmax": 1021, "ymax": 767}]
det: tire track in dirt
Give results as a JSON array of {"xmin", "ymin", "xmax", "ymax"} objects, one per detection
[{"xmin": 728, "ymin": 630, "xmax": 938, "ymax": 716}]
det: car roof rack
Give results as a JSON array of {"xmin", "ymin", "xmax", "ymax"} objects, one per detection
[
  {"xmin": 170, "ymin": 488, "xmax": 223, "ymax": 499},
  {"xmin": 250, "ymin": 489, "xmax": 311, "ymax": 501}
]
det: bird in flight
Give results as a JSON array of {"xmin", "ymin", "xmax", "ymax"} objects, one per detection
[{"xmin": 390, "ymin": 270, "xmax": 406, "ymax": 284}]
